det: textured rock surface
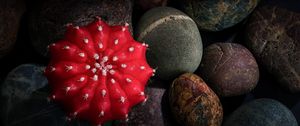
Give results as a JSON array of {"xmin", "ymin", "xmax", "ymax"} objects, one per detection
[
  {"xmin": 169, "ymin": 73, "xmax": 223, "ymax": 126},
  {"xmin": 224, "ymin": 98, "xmax": 298, "ymax": 126},
  {"xmin": 28, "ymin": 0, "xmax": 132, "ymax": 57},
  {"xmin": 198, "ymin": 43, "xmax": 259, "ymax": 97},
  {"xmin": 0, "ymin": 64, "xmax": 112, "ymax": 126},
  {"xmin": 245, "ymin": 5, "xmax": 300, "ymax": 93},
  {"xmin": 136, "ymin": 7, "xmax": 203, "ymax": 80},
  {"xmin": 181, "ymin": 0, "xmax": 259, "ymax": 31},
  {"xmin": 114, "ymin": 87, "xmax": 174, "ymax": 126},
  {"xmin": 0, "ymin": 0, "xmax": 25, "ymax": 58}
]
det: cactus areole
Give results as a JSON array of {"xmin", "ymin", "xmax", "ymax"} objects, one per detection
[{"xmin": 44, "ymin": 17, "xmax": 154, "ymax": 126}]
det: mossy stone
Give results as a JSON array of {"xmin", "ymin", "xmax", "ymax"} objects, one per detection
[
  {"xmin": 136, "ymin": 7, "xmax": 203, "ymax": 80},
  {"xmin": 224, "ymin": 98, "xmax": 298, "ymax": 126},
  {"xmin": 181, "ymin": 0, "xmax": 259, "ymax": 31}
]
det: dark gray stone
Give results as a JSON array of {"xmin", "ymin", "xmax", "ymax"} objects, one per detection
[{"xmin": 224, "ymin": 98, "xmax": 298, "ymax": 126}]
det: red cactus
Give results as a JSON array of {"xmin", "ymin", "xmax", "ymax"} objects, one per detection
[{"xmin": 44, "ymin": 17, "xmax": 154, "ymax": 126}]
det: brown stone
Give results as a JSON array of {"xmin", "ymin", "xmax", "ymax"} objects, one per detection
[
  {"xmin": 169, "ymin": 73, "xmax": 223, "ymax": 126},
  {"xmin": 245, "ymin": 5, "xmax": 300, "ymax": 93}
]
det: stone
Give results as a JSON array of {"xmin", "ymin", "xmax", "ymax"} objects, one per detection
[
  {"xmin": 28, "ymin": 0, "xmax": 133, "ymax": 57},
  {"xmin": 224, "ymin": 98, "xmax": 298, "ymax": 126},
  {"xmin": 245, "ymin": 5, "xmax": 300, "ymax": 93},
  {"xmin": 135, "ymin": 7, "xmax": 203, "ymax": 80},
  {"xmin": 181, "ymin": 0, "xmax": 259, "ymax": 31},
  {"xmin": 169, "ymin": 73, "xmax": 223, "ymax": 126},
  {"xmin": 198, "ymin": 43, "xmax": 259, "ymax": 97}
]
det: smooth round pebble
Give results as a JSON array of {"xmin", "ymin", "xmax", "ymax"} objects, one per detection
[
  {"xmin": 169, "ymin": 73, "xmax": 223, "ymax": 126},
  {"xmin": 224, "ymin": 98, "xmax": 298, "ymax": 126},
  {"xmin": 245, "ymin": 5, "xmax": 300, "ymax": 93},
  {"xmin": 136, "ymin": 7, "xmax": 203, "ymax": 80},
  {"xmin": 198, "ymin": 43, "xmax": 259, "ymax": 97}
]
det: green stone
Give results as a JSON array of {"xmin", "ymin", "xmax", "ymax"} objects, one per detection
[{"xmin": 136, "ymin": 7, "xmax": 203, "ymax": 80}]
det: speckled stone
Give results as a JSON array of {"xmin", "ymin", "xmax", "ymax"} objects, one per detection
[
  {"xmin": 245, "ymin": 5, "xmax": 300, "ymax": 93},
  {"xmin": 0, "ymin": 0, "xmax": 25, "ymax": 58},
  {"xmin": 181, "ymin": 0, "xmax": 259, "ymax": 31},
  {"xmin": 198, "ymin": 43, "xmax": 259, "ymax": 97},
  {"xmin": 28, "ymin": 0, "xmax": 132, "ymax": 57},
  {"xmin": 224, "ymin": 98, "xmax": 298, "ymax": 126},
  {"xmin": 0, "ymin": 64, "xmax": 112, "ymax": 126},
  {"xmin": 136, "ymin": 7, "xmax": 203, "ymax": 80},
  {"xmin": 169, "ymin": 73, "xmax": 223, "ymax": 126}
]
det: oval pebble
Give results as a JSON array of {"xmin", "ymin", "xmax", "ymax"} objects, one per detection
[{"xmin": 169, "ymin": 73, "xmax": 223, "ymax": 126}]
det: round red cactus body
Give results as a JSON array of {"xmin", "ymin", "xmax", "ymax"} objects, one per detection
[{"xmin": 44, "ymin": 18, "xmax": 154, "ymax": 126}]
